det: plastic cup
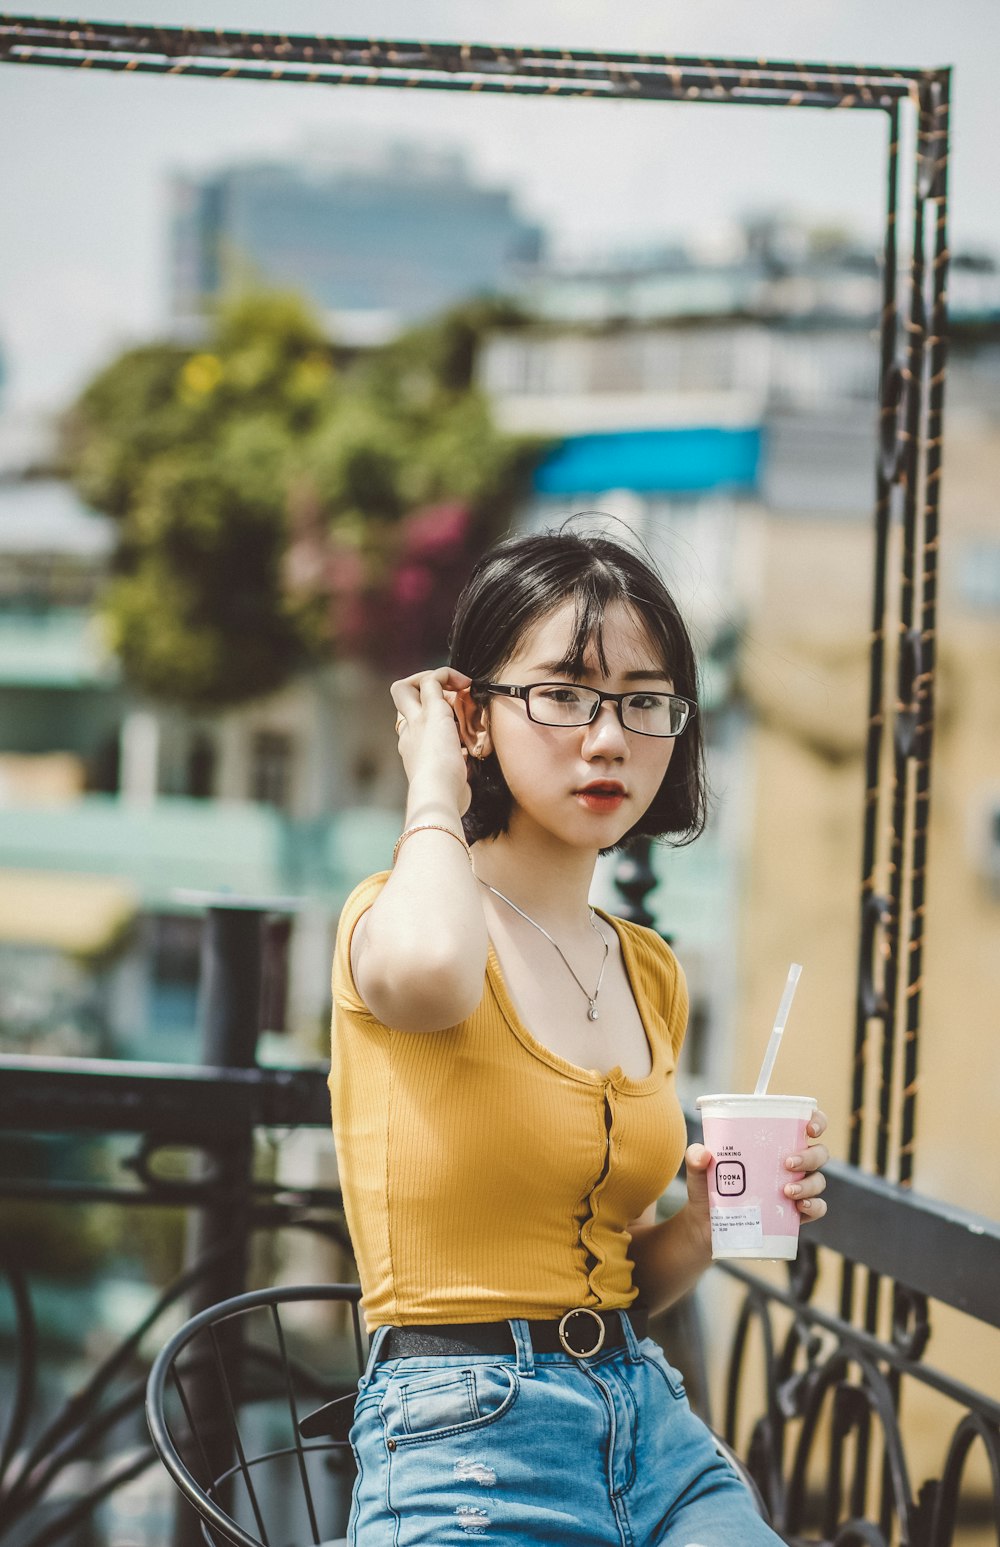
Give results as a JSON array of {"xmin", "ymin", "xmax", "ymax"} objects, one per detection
[{"xmin": 696, "ymin": 1093, "xmax": 816, "ymax": 1261}]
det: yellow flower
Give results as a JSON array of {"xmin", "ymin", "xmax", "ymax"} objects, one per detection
[
  {"xmin": 181, "ymin": 353, "xmax": 224, "ymax": 397},
  {"xmin": 289, "ymin": 351, "xmax": 333, "ymax": 397}
]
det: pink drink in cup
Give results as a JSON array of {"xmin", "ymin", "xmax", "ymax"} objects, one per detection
[{"xmin": 696, "ymin": 1093, "xmax": 816, "ymax": 1260}]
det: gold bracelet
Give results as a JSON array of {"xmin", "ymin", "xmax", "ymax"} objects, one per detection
[{"xmin": 392, "ymin": 822, "xmax": 471, "ymax": 867}]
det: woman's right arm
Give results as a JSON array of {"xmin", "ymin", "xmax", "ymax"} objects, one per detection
[{"xmin": 350, "ymin": 667, "xmax": 489, "ymax": 1032}]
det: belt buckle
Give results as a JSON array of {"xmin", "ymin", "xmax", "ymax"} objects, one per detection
[{"xmin": 558, "ymin": 1307, "xmax": 606, "ymax": 1358}]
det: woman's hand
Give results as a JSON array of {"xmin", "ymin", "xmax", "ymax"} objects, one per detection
[
  {"xmin": 782, "ymin": 1107, "xmax": 829, "ymax": 1224},
  {"xmin": 390, "ymin": 667, "xmax": 475, "ymax": 818},
  {"xmin": 681, "ymin": 1107, "xmax": 830, "ymax": 1257}
]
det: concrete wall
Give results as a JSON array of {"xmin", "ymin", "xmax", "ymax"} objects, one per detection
[{"xmin": 714, "ymin": 411, "xmax": 1000, "ymax": 1501}]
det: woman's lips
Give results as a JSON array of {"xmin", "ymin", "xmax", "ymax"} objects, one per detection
[{"xmin": 576, "ymin": 789, "xmax": 626, "ymax": 813}]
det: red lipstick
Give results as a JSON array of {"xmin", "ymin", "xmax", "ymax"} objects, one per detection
[{"xmin": 576, "ymin": 781, "xmax": 626, "ymax": 813}]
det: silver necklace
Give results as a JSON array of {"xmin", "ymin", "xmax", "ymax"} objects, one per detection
[{"xmin": 475, "ymin": 875, "xmax": 610, "ymax": 1021}]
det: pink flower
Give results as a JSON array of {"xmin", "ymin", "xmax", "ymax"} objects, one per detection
[{"xmin": 399, "ymin": 502, "xmax": 470, "ymax": 559}]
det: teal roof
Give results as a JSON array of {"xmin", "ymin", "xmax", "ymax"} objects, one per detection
[
  {"xmin": 534, "ymin": 426, "xmax": 762, "ymax": 497},
  {"xmin": 0, "ymin": 795, "xmax": 399, "ymax": 912},
  {"xmin": 0, "ymin": 610, "xmax": 120, "ymax": 688}
]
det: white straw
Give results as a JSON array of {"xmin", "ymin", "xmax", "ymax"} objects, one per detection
[{"xmin": 753, "ymin": 963, "xmax": 803, "ymax": 1095}]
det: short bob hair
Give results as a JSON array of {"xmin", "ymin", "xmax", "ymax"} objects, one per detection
[{"xmin": 448, "ymin": 525, "xmax": 708, "ymax": 851}]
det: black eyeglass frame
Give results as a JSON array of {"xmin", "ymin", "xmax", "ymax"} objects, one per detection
[{"xmin": 471, "ymin": 680, "xmax": 698, "ymax": 739}]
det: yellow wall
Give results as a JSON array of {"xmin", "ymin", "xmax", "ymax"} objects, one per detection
[{"xmin": 720, "ymin": 420, "xmax": 1000, "ymax": 1517}]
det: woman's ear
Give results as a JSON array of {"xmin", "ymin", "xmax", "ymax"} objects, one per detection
[{"xmin": 454, "ymin": 687, "xmax": 492, "ymax": 760}]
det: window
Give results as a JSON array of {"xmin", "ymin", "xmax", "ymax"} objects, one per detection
[
  {"xmin": 186, "ymin": 732, "xmax": 215, "ymax": 799},
  {"xmin": 148, "ymin": 913, "xmax": 202, "ymax": 1034},
  {"xmin": 985, "ymin": 800, "xmax": 1000, "ymax": 899},
  {"xmin": 958, "ymin": 542, "xmax": 1000, "ymax": 611},
  {"xmin": 250, "ymin": 730, "xmax": 293, "ymax": 809}
]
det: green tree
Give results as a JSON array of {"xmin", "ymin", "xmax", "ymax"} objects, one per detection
[{"xmin": 63, "ymin": 291, "xmax": 540, "ymax": 706}]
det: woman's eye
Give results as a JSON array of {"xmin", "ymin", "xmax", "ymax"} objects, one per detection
[
  {"xmin": 540, "ymin": 686, "xmax": 581, "ymax": 704},
  {"xmin": 628, "ymin": 694, "xmax": 663, "ymax": 710}
]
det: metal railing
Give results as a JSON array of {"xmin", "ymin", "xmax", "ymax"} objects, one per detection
[{"xmin": 3, "ymin": 1052, "xmax": 999, "ymax": 1545}]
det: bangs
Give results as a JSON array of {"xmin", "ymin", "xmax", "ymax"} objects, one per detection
[{"xmin": 547, "ymin": 578, "xmax": 681, "ymax": 686}]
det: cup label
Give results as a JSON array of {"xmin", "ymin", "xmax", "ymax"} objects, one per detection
[
  {"xmin": 715, "ymin": 1159, "xmax": 746, "ymax": 1196},
  {"xmin": 709, "ymin": 1204, "xmax": 763, "ymax": 1251}
]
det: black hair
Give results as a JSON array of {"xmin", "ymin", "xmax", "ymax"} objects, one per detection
[{"xmin": 448, "ymin": 523, "xmax": 708, "ymax": 851}]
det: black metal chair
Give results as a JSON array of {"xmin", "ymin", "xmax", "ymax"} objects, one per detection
[
  {"xmin": 145, "ymin": 1284, "xmax": 365, "ymax": 1547},
  {"xmin": 147, "ymin": 1285, "xmax": 769, "ymax": 1547}
]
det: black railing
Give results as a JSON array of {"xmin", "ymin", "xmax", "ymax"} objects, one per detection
[
  {"xmin": 3, "ymin": 1053, "xmax": 999, "ymax": 1546},
  {"xmin": 684, "ymin": 1114, "xmax": 1000, "ymax": 1547},
  {"xmin": 0, "ymin": 898, "xmax": 350, "ymax": 1547},
  {"xmin": 0, "ymin": 1055, "xmax": 347, "ymax": 1547}
]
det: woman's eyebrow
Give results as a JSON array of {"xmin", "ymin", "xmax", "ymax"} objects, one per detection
[
  {"xmin": 522, "ymin": 660, "xmax": 581, "ymax": 677},
  {"xmin": 527, "ymin": 660, "xmax": 593, "ymax": 678},
  {"xmin": 528, "ymin": 661, "xmax": 672, "ymax": 683}
]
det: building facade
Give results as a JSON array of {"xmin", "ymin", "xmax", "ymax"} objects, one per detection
[
  {"xmin": 0, "ymin": 474, "xmax": 401, "ymax": 1064},
  {"xmin": 169, "ymin": 139, "xmax": 544, "ymax": 341},
  {"xmin": 478, "ymin": 303, "xmax": 1000, "ymax": 1493}
]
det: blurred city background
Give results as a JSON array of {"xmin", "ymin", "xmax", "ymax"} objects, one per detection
[{"xmin": 1, "ymin": 3, "xmax": 998, "ymax": 1543}]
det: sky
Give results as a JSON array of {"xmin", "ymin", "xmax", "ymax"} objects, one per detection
[{"xmin": 1, "ymin": 0, "xmax": 997, "ymax": 411}]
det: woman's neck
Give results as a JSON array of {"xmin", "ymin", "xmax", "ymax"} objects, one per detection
[{"xmin": 470, "ymin": 824, "xmax": 600, "ymax": 936}]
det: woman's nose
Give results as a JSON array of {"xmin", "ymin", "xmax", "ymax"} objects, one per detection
[{"xmin": 581, "ymin": 700, "xmax": 628, "ymax": 753}]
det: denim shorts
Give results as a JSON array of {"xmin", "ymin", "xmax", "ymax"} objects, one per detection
[{"xmin": 347, "ymin": 1312, "xmax": 783, "ymax": 1546}]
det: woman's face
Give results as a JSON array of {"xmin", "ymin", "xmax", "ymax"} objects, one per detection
[{"xmin": 474, "ymin": 597, "xmax": 679, "ymax": 851}]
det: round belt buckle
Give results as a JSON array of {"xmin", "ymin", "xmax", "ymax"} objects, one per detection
[{"xmin": 558, "ymin": 1307, "xmax": 606, "ymax": 1358}]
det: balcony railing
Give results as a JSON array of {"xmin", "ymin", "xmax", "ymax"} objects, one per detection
[{"xmin": 2, "ymin": 1035, "xmax": 999, "ymax": 1544}]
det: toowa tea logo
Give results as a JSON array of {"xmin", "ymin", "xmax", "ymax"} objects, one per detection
[{"xmin": 715, "ymin": 1160, "xmax": 746, "ymax": 1197}]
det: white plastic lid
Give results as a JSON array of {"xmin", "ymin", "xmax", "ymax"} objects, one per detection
[{"xmin": 696, "ymin": 1093, "xmax": 816, "ymax": 1113}]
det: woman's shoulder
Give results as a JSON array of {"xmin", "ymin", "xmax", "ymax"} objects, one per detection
[
  {"xmin": 601, "ymin": 910, "xmax": 682, "ymax": 977},
  {"xmin": 332, "ymin": 871, "xmax": 391, "ymax": 1021},
  {"xmin": 598, "ymin": 909, "xmax": 689, "ymax": 1057},
  {"xmin": 337, "ymin": 869, "xmax": 391, "ymax": 932}
]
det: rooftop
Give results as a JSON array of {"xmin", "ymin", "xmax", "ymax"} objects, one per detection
[
  {"xmin": 0, "ymin": 478, "xmax": 114, "ymax": 558},
  {"xmin": 0, "ymin": 795, "xmax": 399, "ymax": 920}
]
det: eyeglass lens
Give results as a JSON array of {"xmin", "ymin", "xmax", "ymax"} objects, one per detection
[{"xmin": 526, "ymin": 684, "xmax": 688, "ymax": 736}]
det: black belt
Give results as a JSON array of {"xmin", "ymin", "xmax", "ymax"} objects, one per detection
[
  {"xmin": 374, "ymin": 1306, "xmax": 648, "ymax": 1364},
  {"xmin": 297, "ymin": 1308, "xmax": 651, "ymax": 1440}
]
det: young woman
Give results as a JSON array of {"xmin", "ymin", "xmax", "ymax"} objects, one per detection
[{"xmin": 330, "ymin": 527, "xmax": 828, "ymax": 1545}]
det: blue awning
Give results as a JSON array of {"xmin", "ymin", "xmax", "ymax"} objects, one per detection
[{"xmin": 533, "ymin": 426, "xmax": 763, "ymax": 496}]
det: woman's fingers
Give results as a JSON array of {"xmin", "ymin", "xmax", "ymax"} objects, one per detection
[
  {"xmin": 389, "ymin": 668, "xmax": 476, "ymax": 814},
  {"xmin": 784, "ymin": 1170, "xmax": 827, "ymax": 1200},
  {"xmin": 787, "ymin": 1143, "xmax": 829, "ymax": 1175},
  {"xmin": 419, "ymin": 674, "xmax": 461, "ymax": 714},
  {"xmin": 796, "ymin": 1194, "xmax": 828, "ymax": 1222},
  {"xmin": 407, "ymin": 667, "xmax": 471, "ymax": 693},
  {"xmin": 391, "ymin": 667, "xmax": 471, "ymax": 720},
  {"xmin": 785, "ymin": 1168, "xmax": 827, "ymax": 1222},
  {"xmin": 785, "ymin": 1110, "xmax": 830, "ymax": 1224}
]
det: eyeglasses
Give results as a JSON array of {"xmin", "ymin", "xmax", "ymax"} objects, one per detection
[{"xmin": 472, "ymin": 681, "xmax": 697, "ymax": 739}]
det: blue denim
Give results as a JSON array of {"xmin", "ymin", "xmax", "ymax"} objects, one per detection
[{"xmin": 347, "ymin": 1313, "xmax": 783, "ymax": 1545}]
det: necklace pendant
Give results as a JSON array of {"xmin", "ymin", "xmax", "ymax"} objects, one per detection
[{"xmin": 588, "ymin": 1004, "xmax": 599, "ymax": 1022}]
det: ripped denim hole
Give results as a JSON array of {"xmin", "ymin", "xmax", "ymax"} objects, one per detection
[
  {"xmin": 454, "ymin": 1458, "xmax": 497, "ymax": 1487},
  {"xmin": 455, "ymin": 1503, "xmax": 490, "ymax": 1534}
]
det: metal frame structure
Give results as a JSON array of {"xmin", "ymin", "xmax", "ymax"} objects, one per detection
[
  {"xmin": 0, "ymin": 13, "xmax": 952, "ymax": 1197},
  {"xmin": 0, "ymin": 18, "xmax": 990, "ymax": 1547}
]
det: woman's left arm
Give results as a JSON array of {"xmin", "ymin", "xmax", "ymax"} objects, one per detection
[{"xmin": 628, "ymin": 1109, "xmax": 830, "ymax": 1317}]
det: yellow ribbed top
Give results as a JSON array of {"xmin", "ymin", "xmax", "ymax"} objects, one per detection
[{"xmin": 329, "ymin": 871, "xmax": 689, "ymax": 1332}]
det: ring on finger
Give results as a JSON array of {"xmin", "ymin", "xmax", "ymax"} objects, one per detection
[{"xmin": 395, "ymin": 715, "xmax": 406, "ymax": 733}]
